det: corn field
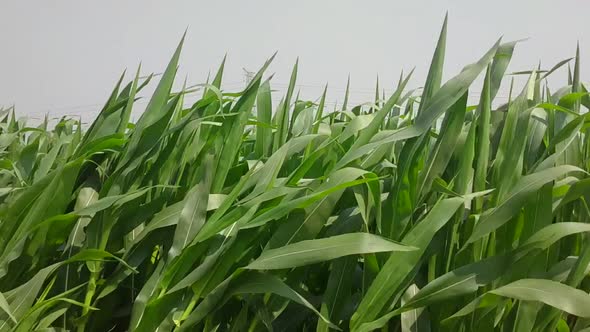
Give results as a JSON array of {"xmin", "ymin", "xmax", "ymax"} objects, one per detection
[{"xmin": 2, "ymin": 18, "xmax": 590, "ymax": 332}]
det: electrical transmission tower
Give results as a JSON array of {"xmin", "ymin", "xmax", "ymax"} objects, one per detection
[{"xmin": 242, "ymin": 68, "xmax": 255, "ymax": 87}]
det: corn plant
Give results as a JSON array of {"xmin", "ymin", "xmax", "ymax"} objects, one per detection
[{"xmin": 1, "ymin": 17, "xmax": 590, "ymax": 332}]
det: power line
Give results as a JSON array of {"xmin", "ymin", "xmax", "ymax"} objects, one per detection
[{"xmin": 16, "ymin": 80, "xmax": 514, "ymax": 119}]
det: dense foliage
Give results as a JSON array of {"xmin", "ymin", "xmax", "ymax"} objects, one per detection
[{"xmin": 1, "ymin": 18, "xmax": 590, "ymax": 331}]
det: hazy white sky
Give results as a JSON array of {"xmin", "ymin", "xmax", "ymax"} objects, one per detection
[{"xmin": 1, "ymin": 0, "xmax": 588, "ymax": 121}]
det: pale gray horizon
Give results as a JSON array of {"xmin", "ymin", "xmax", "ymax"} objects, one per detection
[{"xmin": 1, "ymin": 0, "xmax": 588, "ymax": 122}]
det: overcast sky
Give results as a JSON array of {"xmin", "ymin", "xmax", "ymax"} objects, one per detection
[{"xmin": 1, "ymin": 0, "xmax": 588, "ymax": 122}]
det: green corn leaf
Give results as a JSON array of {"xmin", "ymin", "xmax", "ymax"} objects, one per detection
[
  {"xmin": 247, "ymin": 233, "xmax": 416, "ymax": 270},
  {"xmin": 168, "ymin": 153, "xmax": 214, "ymax": 260},
  {"xmin": 491, "ymin": 279, "xmax": 590, "ymax": 317}
]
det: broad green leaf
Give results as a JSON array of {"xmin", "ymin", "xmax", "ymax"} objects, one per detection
[
  {"xmin": 0, "ymin": 291, "xmax": 15, "ymax": 324},
  {"xmin": 474, "ymin": 65, "xmax": 492, "ymax": 211},
  {"xmin": 401, "ymin": 284, "xmax": 431, "ymax": 332},
  {"xmin": 243, "ymin": 173, "xmax": 379, "ymax": 229},
  {"xmin": 417, "ymin": 91, "xmax": 467, "ymax": 197},
  {"xmin": 350, "ymin": 196, "xmax": 466, "ymax": 329},
  {"xmin": 247, "ymin": 233, "xmax": 416, "ymax": 270},
  {"xmin": 117, "ymin": 34, "xmax": 185, "ymax": 169},
  {"xmin": 490, "ymin": 279, "xmax": 590, "ymax": 317},
  {"xmin": 335, "ymin": 39, "xmax": 501, "ymax": 169},
  {"xmin": 255, "ymin": 79, "xmax": 273, "ymax": 158},
  {"xmin": 467, "ymin": 165, "xmax": 583, "ymax": 244},
  {"xmin": 271, "ymin": 167, "xmax": 371, "ymax": 247},
  {"xmin": 168, "ymin": 153, "xmax": 214, "ymax": 259}
]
